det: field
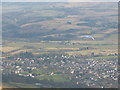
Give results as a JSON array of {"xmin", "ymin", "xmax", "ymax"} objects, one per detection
[
  {"xmin": 2, "ymin": 36, "xmax": 118, "ymax": 57},
  {"xmin": 2, "ymin": 82, "xmax": 39, "ymax": 88},
  {"xmin": 2, "ymin": 26, "xmax": 118, "ymax": 56}
]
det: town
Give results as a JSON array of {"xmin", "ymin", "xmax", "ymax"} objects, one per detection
[{"xmin": 2, "ymin": 52, "xmax": 118, "ymax": 88}]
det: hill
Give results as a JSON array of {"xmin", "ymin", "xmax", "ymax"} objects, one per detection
[{"xmin": 2, "ymin": 2, "xmax": 118, "ymax": 41}]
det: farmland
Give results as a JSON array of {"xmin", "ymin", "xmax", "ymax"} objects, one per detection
[{"xmin": 2, "ymin": 39, "xmax": 118, "ymax": 57}]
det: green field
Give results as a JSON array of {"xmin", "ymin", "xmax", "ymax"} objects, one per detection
[{"xmin": 2, "ymin": 82, "xmax": 39, "ymax": 88}]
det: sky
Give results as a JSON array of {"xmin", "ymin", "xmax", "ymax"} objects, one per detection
[{"xmin": 1, "ymin": 0, "xmax": 120, "ymax": 2}]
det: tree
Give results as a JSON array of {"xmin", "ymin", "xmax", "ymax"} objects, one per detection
[
  {"xmin": 19, "ymin": 52, "xmax": 34, "ymax": 58},
  {"xmin": 91, "ymin": 52, "xmax": 95, "ymax": 56},
  {"xmin": 67, "ymin": 22, "xmax": 72, "ymax": 24}
]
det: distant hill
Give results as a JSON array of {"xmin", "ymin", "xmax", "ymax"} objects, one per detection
[{"xmin": 2, "ymin": 2, "xmax": 118, "ymax": 41}]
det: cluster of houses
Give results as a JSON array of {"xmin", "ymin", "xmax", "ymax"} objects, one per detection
[{"xmin": 2, "ymin": 54, "xmax": 118, "ymax": 88}]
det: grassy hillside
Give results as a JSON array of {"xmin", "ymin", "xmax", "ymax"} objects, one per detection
[{"xmin": 2, "ymin": 2, "xmax": 118, "ymax": 41}]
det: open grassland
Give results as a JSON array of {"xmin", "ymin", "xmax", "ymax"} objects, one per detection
[
  {"xmin": 36, "ymin": 74, "xmax": 69, "ymax": 83},
  {"xmin": 2, "ymin": 36, "xmax": 118, "ymax": 56},
  {"xmin": 66, "ymin": 49, "xmax": 118, "ymax": 55},
  {"xmin": 24, "ymin": 10, "xmax": 65, "ymax": 17},
  {"xmin": 45, "ymin": 48, "xmax": 80, "ymax": 50},
  {"xmin": 10, "ymin": 49, "xmax": 33, "ymax": 55},
  {"xmin": 92, "ymin": 55, "xmax": 118, "ymax": 59},
  {"xmin": 1, "ymin": 47, "xmax": 21, "ymax": 52},
  {"xmin": 103, "ymin": 29, "xmax": 117, "ymax": 34},
  {"xmin": 105, "ymin": 34, "xmax": 118, "ymax": 43},
  {"xmin": 2, "ymin": 82, "xmax": 39, "ymax": 88}
]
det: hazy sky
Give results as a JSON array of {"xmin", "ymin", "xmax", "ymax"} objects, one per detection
[{"xmin": 1, "ymin": 0, "xmax": 119, "ymax": 2}]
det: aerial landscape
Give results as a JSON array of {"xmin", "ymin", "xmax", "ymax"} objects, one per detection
[{"xmin": 1, "ymin": 2, "xmax": 118, "ymax": 88}]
